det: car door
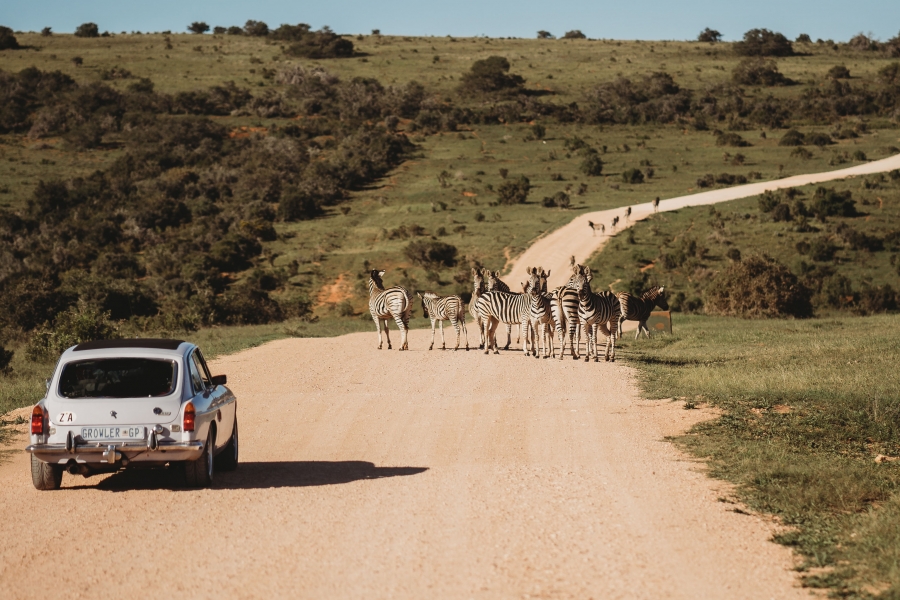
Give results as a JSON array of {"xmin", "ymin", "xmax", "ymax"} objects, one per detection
[{"xmin": 190, "ymin": 349, "xmax": 232, "ymax": 451}]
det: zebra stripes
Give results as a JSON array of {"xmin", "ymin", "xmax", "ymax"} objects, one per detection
[
  {"xmin": 617, "ymin": 286, "xmax": 669, "ymax": 340},
  {"xmin": 526, "ymin": 267, "xmax": 556, "ymax": 358},
  {"xmin": 475, "ymin": 290, "xmax": 530, "ymax": 355},
  {"xmin": 368, "ymin": 269, "xmax": 413, "ymax": 350},
  {"xmin": 469, "ymin": 268, "xmax": 487, "ymax": 349},
  {"xmin": 573, "ymin": 271, "xmax": 621, "ymax": 362},
  {"xmin": 485, "ymin": 270, "xmax": 519, "ymax": 349},
  {"xmin": 419, "ymin": 292, "xmax": 468, "ymax": 351}
]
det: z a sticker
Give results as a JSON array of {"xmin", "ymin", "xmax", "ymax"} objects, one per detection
[{"xmin": 56, "ymin": 411, "xmax": 76, "ymax": 423}]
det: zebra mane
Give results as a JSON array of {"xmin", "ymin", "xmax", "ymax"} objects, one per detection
[{"xmin": 641, "ymin": 286, "xmax": 664, "ymax": 300}]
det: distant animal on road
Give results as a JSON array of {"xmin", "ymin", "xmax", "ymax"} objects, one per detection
[
  {"xmin": 419, "ymin": 292, "xmax": 468, "ymax": 351},
  {"xmin": 588, "ymin": 220, "xmax": 605, "ymax": 236},
  {"xmin": 368, "ymin": 269, "xmax": 413, "ymax": 350},
  {"xmin": 653, "ymin": 196, "xmax": 660, "ymax": 213}
]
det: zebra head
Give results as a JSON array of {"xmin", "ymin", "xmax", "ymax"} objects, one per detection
[
  {"xmin": 539, "ymin": 269, "xmax": 551, "ymax": 293},
  {"xmin": 643, "ymin": 286, "xmax": 669, "ymax": 310},
  {"xmin": 368, "ymin": 270, "xmax": 386, "ymax": 293},
  {"xmin": 419, "ymin": 291, "xmax": 438, "ymax": 318},
  {"xmin": 485, "ymin": 270, "xmax": 501, "ymax": 291},
  {"xmin": 472, "ymin": 268, "xmax": 484, "ymax": 294},
  {"xmin": 570, "ymin": 265, "xmax": 591, "ymax": 297},
  {"xmin": 525, "ymin": 267, "xmax": 541, "ymax": 296}
]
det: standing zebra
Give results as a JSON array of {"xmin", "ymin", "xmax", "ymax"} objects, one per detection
[
  {"xmin": 552, "ymin": 257, "xmax": 592, "ymax": 360},
  {"xmin": 469, "ymin": 268, "xmax": 487, "ymax": 349},
  {"xmin": 475, "ymin": 289, "xmax": 530, "ymax": 355},
  {"xmin": 485, "ymin": 270, "xmax": 520, "ymax": 349},
  {"xmin": 368, "ymin": 269, "xmax": 413, "ymax": 350},
  {"xmin": 588, "ymin": 221, "xmax": 605, "ymax": 236},
  {"xmin": 526, "ymin": 267, "xmax": 556, "ymax": 358},
  {"xmin": 418, "ymin": 292, "xmax": 469, "ymax": 351},
  {"xmin": 625, "ymin": 206, "xmax": 632, "ymax": 223},
  {"xmin": 617, "ymin": 286, "xmax": 669, "ymax": 340},
  {"xmin": 572, "ymin": 269, "xmax": 621, "ymax": 362},
  {"xmin": 653, "ymin": 196, "xmax": 660, "ymax": 213}
]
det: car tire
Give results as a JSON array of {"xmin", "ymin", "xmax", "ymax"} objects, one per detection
[
  {"xmin": 184, "ymin": 428, "xmax": 214, "ymax": 488},
  {"xmin": 31, "ymin": 454, "xmax": 63, "ymax": 490},
  {"xmin": 216, "ymin": 415, "xmax": 238, "ymax": 472}
]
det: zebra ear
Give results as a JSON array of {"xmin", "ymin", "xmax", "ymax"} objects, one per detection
[
  {"xmin": 378, "ymin": 270, "xmax": 386, "ymax": 276},
  {"xmin": 570, "ymin": 255, "xmax": 576, "ymax": 267},
  {"xmin": 417, "ymin": 292, "xmax": 422, "ymax": 298},
  {"xmin": 658, "ymin": 286, "xmax": 665, "ymax": 293}
]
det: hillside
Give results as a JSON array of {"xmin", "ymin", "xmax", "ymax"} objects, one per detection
[{"xmin": 1, "ymin": 26, "xmax": 899, "ymax": 345}]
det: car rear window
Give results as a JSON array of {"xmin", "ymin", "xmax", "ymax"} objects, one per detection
[{"xmin": 59, "ymin": 358, "xmax": 178, "ymax": 399}]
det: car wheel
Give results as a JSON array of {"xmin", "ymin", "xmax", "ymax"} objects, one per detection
[
  {"xmin": 31, "ymin": 454, "xmax": 63, "ymax": 490},
  {"xmin": 216, "ymin": 415, "xmax": 238, "ymax": 472},
  {"xmin": 184, "ymin": 428, "xmax": 214, "ymax": 488}
]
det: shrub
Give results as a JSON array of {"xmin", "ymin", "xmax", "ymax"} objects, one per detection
[
  {"xmin": 727, "ymin": 248, "xmax": 742, "ymax": 262},
  {"xmin": 542, "ymin": 191, "xmax": 570, "ymax": 208},
  {"xmin": 243, "ymin": 20, "xmax": 269, "ymax": 36},
  {"xmin": 622, "ymin": 168, "xmax": 644, "ymax": 184},
  {"xmin": 758, "ymin": 191, "xmax": 780, "ymax": 212},
  {"xmin": 26, "ymin": 301, "xmax": 119, "ymax": 362},
  {"xmin": 704, "ymin": 255, "xmax": 812, "ymax": 318},
  {"xmin": 404, "ymin": 240, "xmax": 458, "ymax": 268},
  {"xmin": 779, "ymin": 129, "xmax": 805, "ymax": 146},
  {"xmin": 41, "ymin": 27, "xmax": 52, "ymax": 37},
  {"xmin": 531, "ymin": 123, "xmax": 546, "ymax": 139},
  {"xmin": 809, "ymin": 236, "xmax": 839, "ymax": 261},
  {"xmin": 188, "ymin": 22, "xmax": 210, "ymax": 34},
  {"xmin": 563, "ymin": 30, "xmax": 586, "ymax": 39},
  {"xmin": 213, "ymin": 26, "xmax": 226, "ymax": 35},
  {"xmin": 796, "ymin": 34, "xmax": 812, "ymax": 43},
  {"xmin": 856, "ymin": 284, "xmax": 899, "ymax": 314},
  {"xmin": 226, "ymin": 26, "xmax": 243, "ymax": 35},
  {"xmin": 74, "ymin": 22, "xmax": 100, "ymax": 38},
  {"xmin": 836, "ymin": 223, "xmax": 883, "ymax": 251},
  {"xmin": 0, "ymin": 25, "xmax": 20, "ymax": 50},
  {"xmin": 459, "ymin": 56, "xmax": 525, "ymax": 97},
  {"xmin": 697, "ymin": 28, "xmax": 722, "ymax": 43},
  {"xmin": 537, "ymin": 31, "xmax": 554, "ymax": 40},
  {"xmin": 580, "ymin": 152, "xmax": 603, "ymax": 176},
  {"xmin": 0, "ymin": 343, "xmax": 12, "ymax": 374},
  {"xmin": 772, "ymin": 203, "xmax": 792, "ymax": 222},
  {"xmin": 496, "ymin": 175, "xmax": 531, "ymax": 204},
  {"xmin": 283, "ymin": 26, "xmax": 355, "ymax": 59},
  {"xmin": 827, "ymin": 65, "xmax": 851, "ymax": 79},
  {"xmin": 811, "ymin": 186, "xmax": 856, "ymax": 219},
  {"xmin": 732, "ymin": 58, "xmax": 791, "ymax": 86},
  {"xmin": 716, "ymin": 132, "xmax": 751, "ymax": 147},
  {"xmin": 734, "ymin": 28, "xmax": 794, "ymax": 57},
  {"xmin": 806, "ymin": 132, "xmax": 833, "ymax": 147}
]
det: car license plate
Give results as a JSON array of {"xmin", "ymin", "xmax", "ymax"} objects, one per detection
[{"xmin": 81, "ymin": 427, "xmax": 145, "ymax": 440}]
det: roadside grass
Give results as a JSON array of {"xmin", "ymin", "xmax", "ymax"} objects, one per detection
[
  {"xmin": 621, "ymin": 314, "xmax": 900, "ymax": 597},
  {"xmin": 585, "ymin": 173, "xmax": 900, "ymax": 306}
]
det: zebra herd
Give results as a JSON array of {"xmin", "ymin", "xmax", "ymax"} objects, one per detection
[{"xmin": 367, "ymin": 261, "xmax": 669, "ymax": 362}]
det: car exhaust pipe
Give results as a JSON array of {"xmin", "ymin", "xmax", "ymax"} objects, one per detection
[{"xmin": 66, "ymin": 461, "xmax": 92, "ymax": 477}]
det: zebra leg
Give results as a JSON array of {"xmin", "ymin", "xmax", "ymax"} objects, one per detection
[
  {"xmin": 556, "ymin": 323, "xmax": 566, "ymax": 361},
  {"xmin": 429, "ymin": 318, "xmax": 436, "ymax": 350},
  {"xmin": 504, "ymin": 324, "xmax": 512, "ymax": 350},
  {"xmin": 383, "ymin": 319, "xmax": 393, "ymax": 350},
  {"xmin": 440, "ymin": 320, "xmax": 446, "ymax": 350},
  {"xmin": 607, "ymin": 320, "xmax": 618, "ymax": 362},
  {"xmin": 593, "ymin": 324, "xmax": 600, "ymax": 362},
  {"xmin": 570, "ymin": 322, "xmax": 580, "ymax": 360},
  {"xmin": 461, "ymin": 313, "xmax": 469, "ymax": 351},
  {"xmin": 489, "ymin": 318, "xmax": 501, "ymax": 355},
  {"xmin": 373, "ymin": 313, "xmax": 384, "ymax": 349},
  {"xmin": 392, "ymin": 313, "xmax": 408, "ymax": 351},
  {"xmin": 483, "ymin": 317, "xmax": 492, "ymax": 355}
]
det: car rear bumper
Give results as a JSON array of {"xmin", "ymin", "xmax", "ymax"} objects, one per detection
[{"xmin": 26, "ymin": 440, "xmax": 204, "ymax": 465}]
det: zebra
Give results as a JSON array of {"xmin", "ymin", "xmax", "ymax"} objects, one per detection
[
  {"xmin": 418, "ymin": 292, "xmax": 469, "ymax": 351},
  {"xmin": 625, "ymin": 206, "xmax": 632, "ymax": 223},
  {"xmin": 469, "ymin": 268, "xmax": 487, "ymax": 349},
  {"xmin": 367, "ymin": 269, "xmax": 413, "ymax": 350},
  {"xmin": 525, "ymin": 267, "xmax": 556, "ymax": 358},
  {"xmin": 617, "ymin": 286, "xmax": 669, "ymax": 340},
  {"xmin": 552, "ymin": 257, "xmax": 592, "ymax": 360},
  {"xmin": 611, "ymin": 216, "xmax": 620, "ymax": 231},
  {"xmin": 653, "ymin": 196, "xmax": 660, "ymax": 213},
  {"xmin": 485, "ymin": 270, "xmax": 520, "ymax": 349},
  {"xmin": 475, "ymin": 290, "xmax": 530, "ymax": 355},
  {"xmin": 588, "ymin": 220, "xmax": 605, "ymax": 236},
  {"xmin": 572, "ymin": 269, "xmax": 621, "ymax": 362}
]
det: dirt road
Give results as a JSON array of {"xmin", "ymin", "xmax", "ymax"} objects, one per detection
[
  {"xmin": 0, "ymin": 330, "xmax": 806, "ymax": 599},
  {"xmin": 507, "ymin": 153, "xmax": 900, "ymax": 289}
]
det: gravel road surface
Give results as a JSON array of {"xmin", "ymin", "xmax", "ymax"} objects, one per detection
[{"xmin": 0, "ymin": 330, "xmax": 808, "ymax": 599}]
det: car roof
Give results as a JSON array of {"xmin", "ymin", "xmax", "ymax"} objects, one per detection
[{"xmin": 73, "ymin": 339, "xmax": 187, "ymax": 352}]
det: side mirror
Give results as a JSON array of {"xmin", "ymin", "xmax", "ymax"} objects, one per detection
[{"xmin": 210, "ymin": 374, "xmax": 227, "ymax": 387}]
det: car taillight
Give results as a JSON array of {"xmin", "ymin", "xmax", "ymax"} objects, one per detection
[
  {"xmin": 31, "ymin": 406, "xmax": 45, "ymax": 435},
  {"xmin": 183, "ymin": 402, "xmax": 195, "ymax": 432}
]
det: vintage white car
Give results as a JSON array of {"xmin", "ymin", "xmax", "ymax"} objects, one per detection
[{"xmin": 26, "ymin": 339, "xmax": 238, "ymax": 490}]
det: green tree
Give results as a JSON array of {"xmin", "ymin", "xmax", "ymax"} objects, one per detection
[
  {"xmin": 0, "ymin": 25, "xmax": 20, "ymax": 49},
  {"xmin": 697, "ymin": 28, "xmax": 721, "ymax": 43},
  {"xmin": 496, "ymin": 175, "xmax": 531, "ymax": 204},
  {"xmin": 459, "ymin": 56, "xmax": 525, "ymax": 96},
  {"xmin": 734, "ymin": 28, "xmax": 794, "ymax": 56},
  {"xmin": 74, "ymin": 22, "xmax": 100, "ymax": 38},
  {"xmin": 188, "ymin": 22, "xmax": 210, "ymax": 34}
]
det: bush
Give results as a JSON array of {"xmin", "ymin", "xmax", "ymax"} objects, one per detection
[
  {"xmin": 75, "ymin": 22, "xmax": 100, "ymax": 38},
  {"xmin": 404, "ymin": 240, "xmax": 458, "ymax": 268},
  {"xmin": 811, "ymin": 186, "xmax": 856, "ymax": 220},
  {"xmin": 697, "ymin": 28, "xmax": 722, "ymax": 43},
  {"xmin": 734, "ymin": 28, "xmax": 794, "ymax": 57},
  {"xmin": 226, "ymin": 26, "xmax": 243, "ymax": 35},
  {"xmin": 716, "ymin": 132, "xmax": 751, "ymax": 147},
  {"xmin": 622, "ymin": 168, "xmax": 644, "ymax": 184},
  {"xmin": 0, "ymin": 343, "xmax": 11, "ymax": 374},
  {"xmin": 580, "ymin": 152, "xmax": 603, "ymax": 176},
  {"xmin": 243, "ymin": 20, "xmax": 269, "ymax": 36},
  {"xmin": 41, "ymin": 27, "xmax": 52, "ymax": 37},
  {"xmin": 213, "ymin": 26, "xmax": 226, "ymax": 35},
  {"xmin": 188, "ymin": 22, "xmax": 210, "ymax": 34},
  {"xmin": 26, "ymin": 301, "xmax": 119, "ymax": 362},
  {"xmin": 459, "ymin": 56, "xmax": 525, "ymax": 97},
  {"xmin": 563, "ymin": 30, "xmax": 586, "ymax": 39},
  {"xmin": 283, "ymin": 26, "xmax": 355, "ymax": 59},
  {"xmin": 704, "ymin": 255, "xmax": 812, "ymax": 318},
  {"xmin": 732, "ymin": 58, "xmax": 791, "ymax": 86},
  {"xmin": 757, "ymin": 191, "xmax": 780, "ymax": 212},
  {"xmin": 537, "ymin": 31, "xmax": 554, "ymax": 40},
  {"xmin": 542, "ymin": 191, "xmax": 570, "ymax": 208},
  {"xmin": 279, "ymin": 185, "xmax": 323, "ymax": 220},
  {"xmin": 0, "ymin": 25, "xmax": 20, "ymax": 50},
  {"xmin": 496, "ymin": 175, "xmax": 531, "ymax": 204},
  {"xmin": 806, "ymin": 132, "xmax": 833, "ymax": 147},
  {"xmin": 827, "ymin": 65, "xmax": 851, "ymax": 79},
  {"xmin": 809, "ymin": 236, "xmax": 839, "ymax": 261},
  {"xmin": 778, "ymin": 129, "xmax": 805, "ymax": 146}
]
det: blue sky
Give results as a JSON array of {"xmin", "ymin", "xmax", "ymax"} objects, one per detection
[{"xmin": 1, "ymin": 0, "xmax": 898, "ymax": 41}]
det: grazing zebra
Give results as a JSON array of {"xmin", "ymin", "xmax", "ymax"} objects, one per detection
[
  {"xmin": 475, "ymin": 290, "xmax": 530, "ymax": 355},
  {"xmin": 572, "ymin": 269, "xmax": 621, "ymax": 362},
  {"xmin": 588, "ymin": 220, "xmax": 605, "ymax": 236},
  {"xmin": 485, "ymin": 270, "xmax": 520, "ymax": 349},
  {"xmin": 525, "ymin": 267, "xmax": 556, "ymax": 358},
  {"xmin": 469, "ymin": 268, "xmax": 487, "ymax": 349},
  {"xmin": 368, "ymin": 269, "xmax": 413, "ymax": 350},
  {"xmin": 419, "ymin": 292, "xmax": 469, "ymax": 351},
  {"xmin": 653, "ymin": 196, "xmax": 660, "ymax": 213},
  {"xmin": 617, "ymin": 286, "xmax": 669, "ymax": 340}
]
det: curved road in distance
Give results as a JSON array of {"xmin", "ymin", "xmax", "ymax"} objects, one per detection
[{"xmin": 507, "ymin": 153, "xmax": 900, "ymax": 289}]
